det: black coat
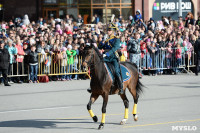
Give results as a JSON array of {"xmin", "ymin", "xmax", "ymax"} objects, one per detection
[
  {"xmin": 194, "ymin": 38, "xmax": 200, "ymax": 59},
  {"xmin": 28, "ymin": 51, "xmax": 38, "ymax": 64},
  {"xmin": 0, "ymin": 48, "xmax": 10, "ymax": 69}
]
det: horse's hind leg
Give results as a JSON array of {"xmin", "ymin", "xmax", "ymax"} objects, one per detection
[
  {"xmin": 87, "ymin": 93, "xmax": 99, "ymax": 122},
  {"xmin": 129, "ymin": 88, "xmax": 139, "ymax": 121},
  {"xmin": 120, "ymin": 93, "xmax": 129, "ymax": 125}
]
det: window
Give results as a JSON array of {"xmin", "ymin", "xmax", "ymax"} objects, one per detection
[
  {"xmin": 59, "ymin": 0, "xmax": 67, "ymax": 4},
  {"xmin": 44, "ymin": 0, "xmax": 57, "ymax": 4},
  {"xmin": 67, "ymin": 0, "xmax": 77, "ymax": 5},
  {"xmin": 93, "ymin": 0, "xmax": 106, "ymax": 4},
  {"xmin": 121, "ymin": 8, "xmax": 132, "ymax": 20},
  {"xmin": 107, "ymin": 0, "xmax": 120, "ymax": 3},
  {"xmin": 122, "ymin": 0, "xmax": 131, "ymax": 3},
  {"xmin": 78, "ymin": 0, "xmax": 91, "ymax": 4}
]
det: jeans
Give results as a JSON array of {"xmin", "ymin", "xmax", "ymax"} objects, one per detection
[
  {"xmin": 175, "ymin": 58, "xmax": 181, "ymax": 72},
  {"xmin": 129, "ymin": 53, "xmax": 141, "ymax": 71},
  {"xmin": 73, "ymin": 62, "xmax": 79, "ymax": 79},
  {"xmin": 66, "ymin": 64, "xmax": 73, "ymax": 80},
  {"xmin": 167, "ymin": 58, "xmax": 172, "ymax": 68},
  {"xmin": 61, "ymin": 66, "xmax": 67, "ymax": 79},
  {"xmin": 159, "ymin": 52, "xmax": 165, "ymax": 73},
  {"xmin": 30, "ymin": 64, "xmax": 38, "ymax": 81}
]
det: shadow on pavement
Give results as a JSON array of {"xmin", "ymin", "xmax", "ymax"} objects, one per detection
[{"xmin": 0, "ymin": 119, "xmax": 96, "ymax": 129}]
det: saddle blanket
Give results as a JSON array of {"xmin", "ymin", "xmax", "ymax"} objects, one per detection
[{"xmin": 104, "ymin": 63, "xmax": 131, "ymax": 83}]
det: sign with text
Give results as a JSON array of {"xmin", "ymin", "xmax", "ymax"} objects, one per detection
[{"xmin": 153, "ymin": 0, "xmax": 194, "ymax": 21}]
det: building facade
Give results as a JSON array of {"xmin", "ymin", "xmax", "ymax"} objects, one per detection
[{"xmin": 0, "ymin": 0, "xmax": 199, "ymax": 22}]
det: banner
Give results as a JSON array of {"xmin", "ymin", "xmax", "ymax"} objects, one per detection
[{"xmin": 153, "ymin": 0, "xmax": 194, "ymax": 21}]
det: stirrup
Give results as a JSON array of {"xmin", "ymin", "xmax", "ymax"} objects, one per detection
[{"xmin": 87, "ymin": 88, "xmax": 92, "ymax": 93}]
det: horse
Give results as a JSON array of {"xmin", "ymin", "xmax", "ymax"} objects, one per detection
[{"xmin": 82, "ymin": 45, "xmax": 143, "ymax": 130}]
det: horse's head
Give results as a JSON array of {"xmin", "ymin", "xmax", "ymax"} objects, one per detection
[{"xmin": 82, "ymin": 44, "xmax": 95, "ymax": 67}]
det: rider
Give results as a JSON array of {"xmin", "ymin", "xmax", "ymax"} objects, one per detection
[{"xmin": 87, "ymin": 23, "xmax": 124, "ymax": 94}]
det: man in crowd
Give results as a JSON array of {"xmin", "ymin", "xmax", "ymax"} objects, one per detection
[
  {"xmin": 0, "ymin": 41, "xmax": 11, "ymax": 86},
  {"xmin": 194, "ymin": 36, "xmax": 200, "ymax": 76},
  {"xmin": 127, "ymin": 32, "xmax": 141, "ymax": 72}
]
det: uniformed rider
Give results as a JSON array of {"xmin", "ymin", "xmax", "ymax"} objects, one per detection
[{"xmin": 87, "ymin": 23, "xmax": 124, "ymax": 94}]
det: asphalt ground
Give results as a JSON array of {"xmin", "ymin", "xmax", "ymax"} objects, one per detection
[{"xmin": 0, "ymin": 74, "xmax": 200, "ymax": 133}]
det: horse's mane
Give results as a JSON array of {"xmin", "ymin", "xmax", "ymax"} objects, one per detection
[{"xmin": 93, "ymin": 47, "xmax": 104, "ymax": 61}]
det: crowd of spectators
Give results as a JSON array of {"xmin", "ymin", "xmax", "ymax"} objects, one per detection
[{"xmin": 0, "ymin": 11, "xmax": 200, "ymax": 85}]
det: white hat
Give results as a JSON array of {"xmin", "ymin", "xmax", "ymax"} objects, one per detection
[{"xmin": 67, "ymin": 45, "xmax": 72, "ymax": 49}]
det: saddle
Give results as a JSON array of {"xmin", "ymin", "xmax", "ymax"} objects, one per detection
[{"xmin": 104, "ymin": 62, "xmax": 131, "ymax": 95}]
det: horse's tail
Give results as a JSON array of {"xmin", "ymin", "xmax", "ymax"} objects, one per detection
[
  {"xmin": 122, "ymin": 61, "xmax": 144, "ymax": 94},
  {"xmin": 136, "ymin": 78, "xmax": 144, "ymax": 95}
]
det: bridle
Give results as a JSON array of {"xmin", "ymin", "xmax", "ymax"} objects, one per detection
[{"xmin": 84, "ymin": 48, "xmax": 102, "ymax": 68}]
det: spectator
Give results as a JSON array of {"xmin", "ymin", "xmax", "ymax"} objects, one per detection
[
  {"xmin": 72, "ymin": 44, "xmax": 79, "ymax": 80},
  {"xmin": 185, "ymin": 12, "xmax": 194, "ymax": 27},
  {"xmin": 13, "ymin": 39, "xmax": 25, "ymax": 83},
  {"xmin": 66, "ymin": 44, "xmax": 76, "ymax": 81},
  {"xmin": 175, "ymin": 44, "xmax": 182, "ymax": 74},
  {"xmin": 196, "ymin": 16, "xmax": 200, "ymax": 26},
  {"xmin": 194, "ymin": 37, "xmax": 200, "ymax": 75},
  {"xmin": 120, "ymin": 36, "xmax": 127, "ymax": 61},
  {"xmin": 166, "ymin": 43, "xmax": 173, "ymax": 69},
  {"xmin": 147, "ymin": 18, "xmax": 155, "ymax": 32},
  {"xmin": 0, "ymin": 41, "xmax": 11, "ymax": 86},
  {"xmin": 134, "ymin": 10, "xmax": 142, "ymax": 25},
  {"xmin": 77, "ymin": 14, "xmax": 83, "ymax": 27},
  {"xmin": 5, "ymin": 39, "xmax": 17, "ymax": 83},
  {"xmin": 127, "ymin": 32, "xmax": 141, "ymax": 71},
  {"xmin": 28, "ymin": 45, "xmax": 38, "ymax": 83},
  {"xmin": 22, "ymin": 14, "xmax": 30, "ymax": 26}
]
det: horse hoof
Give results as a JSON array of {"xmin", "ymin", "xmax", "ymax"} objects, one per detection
[
  {"xmin": 133, "ymin": 114, "xmax": 138, "ymax": 121},
  {"xmin": 92, "ymin": 115, "xmax": 98, "ymax": 122},
  {"xmin": 98, "ymin": 123, "xmax": 104, "ymax": 130},
  {"xmin": 120, "ymin": 119, "xmax": 127, "ymax": 125}
]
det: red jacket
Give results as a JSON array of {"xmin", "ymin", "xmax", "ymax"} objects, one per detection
[
  {"xmin": 176, "ymin": 48, "xmax": 182, "ymax": 59},
  {"xmin": 15, "ymin": 44, "xmax": 25, "ymax": 62},
  {"xmin": 140, "ymin": 42, "xmax": 148, "ymax": 58}
]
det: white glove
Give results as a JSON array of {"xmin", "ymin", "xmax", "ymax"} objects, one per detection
[{"xmin": 103, "ymin": 54, "xmax": 106, "ymax": 58}]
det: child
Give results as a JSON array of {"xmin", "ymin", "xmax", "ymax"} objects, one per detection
[
  {"xmin": 175, "ymin": 44, "xmax": 182, "ymax": 73},
  {"xmin": 61, "ymin": 47, "xmax": 68, "ymax": 81},
  {"xmin": 166, "ymin": 43, "xmax": 173, "ymax": 69},
  {"xmin": 66, "ymin": 45, "xmax": 76, "ymax": 81},
  {"xmin": 72, "ymin": 44, "xmax": 79, "ymax": 80},
  {"xmin": 28, "ymin": 45, "xmax": 38, "ymax": 83},
  {"xmin": 120, "ymin": 36, "xmax": 127, "ymax": 61}
]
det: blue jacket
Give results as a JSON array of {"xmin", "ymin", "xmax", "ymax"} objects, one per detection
[
  {"xmin": 99, "ymin": 35, "xmax": 120, "ymax": 62},
  {"xmin": 5, "ymin": 45, "xmax": 18, "ymax": 64}
]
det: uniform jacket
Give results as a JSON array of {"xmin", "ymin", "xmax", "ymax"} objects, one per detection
[{"xmin": 99, "ymin": 35, "xmax": 121, "ymax": 62}]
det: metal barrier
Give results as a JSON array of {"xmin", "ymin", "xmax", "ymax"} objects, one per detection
[
  {"xmin": 139, "ymin": 47, "xmax": 196, "ymax": 73},
  {"xmin": 37, "ymin": 53, "xmax": 89, "ymax": 78},
  {"xmin": 1, "ymin": 54, "xmax": 89, "ymax": 79},
  {"xmin": 1, "ymin": 49, "xmax": 197, "ymax": 80}
]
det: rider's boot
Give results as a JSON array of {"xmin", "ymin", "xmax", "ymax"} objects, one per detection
[{"xmin": 116, "ymin": 76, "xmax": 124, "ymax": 95}]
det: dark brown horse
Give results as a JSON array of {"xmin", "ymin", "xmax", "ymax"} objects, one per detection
[{"xmin": 82, "ymin": 45, "xmax": 143, "ymax": 129}]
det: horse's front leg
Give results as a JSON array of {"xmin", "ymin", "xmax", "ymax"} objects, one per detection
[
  {"xmin": 87, "ymin": 93, "xmax": 99, "ymax": 122},
  {"xmin": 98, "ymin": 93, "xmax": 109, "ymax": 130}
]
